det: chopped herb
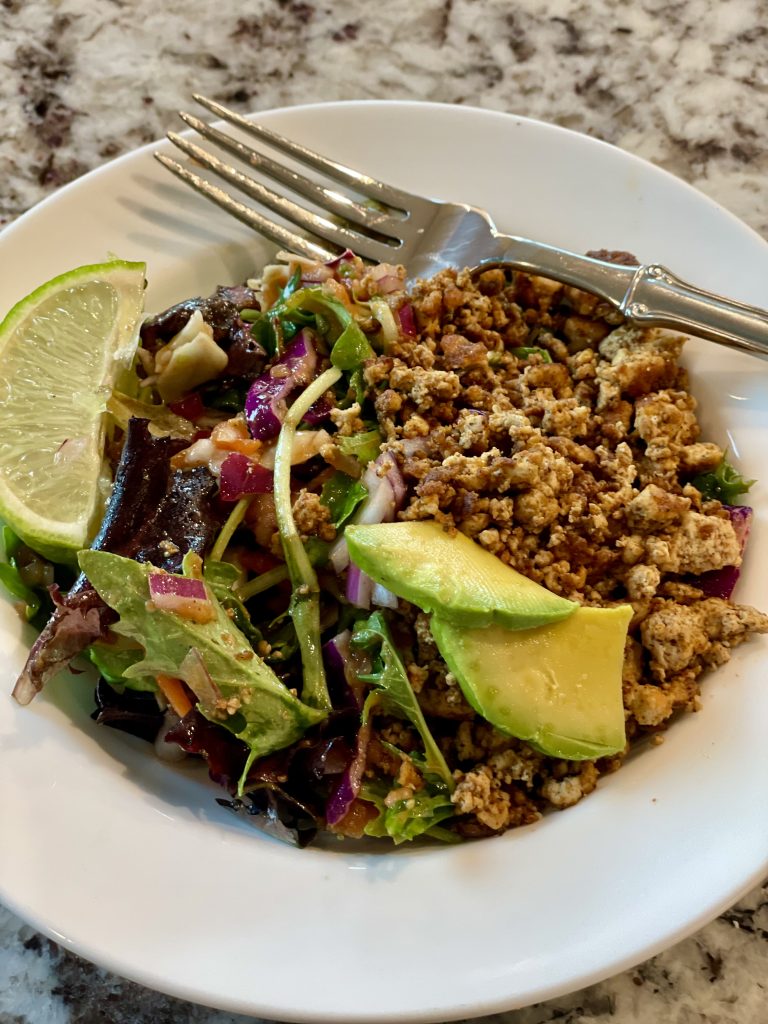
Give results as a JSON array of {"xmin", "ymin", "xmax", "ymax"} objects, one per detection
[
  {"xmin": 338, "ymin": 427, "xmax": 382, "ymax": 465},
  {"xmin": 511, "ymin": 346, "xmax": 552, "ymax": 363},
  {"xmin": 693, "ymin": 455, "xmax": 755, "ymax": 504}
]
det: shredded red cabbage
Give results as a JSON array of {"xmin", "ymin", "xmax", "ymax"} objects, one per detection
[
  {"xmin": 244, "ymin": 330, "xmax": 318, "ymax": 440},
  {"xmin": 697, "ymin": 505, "xmax": 752, "ymax": 599},
  {"xmin": 325, "ymin": 722, "xmax": 371, "ymax": 826}
]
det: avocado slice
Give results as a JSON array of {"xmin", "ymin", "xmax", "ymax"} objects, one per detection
[
  {"xmin": 431, "ymin": 604, "xmax": 632, "ymax": 760},
  {"xmin": 344, "ymin": 521, "xmax": 577, "ymax": 629}
]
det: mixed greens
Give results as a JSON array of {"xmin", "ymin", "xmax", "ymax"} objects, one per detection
[{"xmin": 4, "ymin": 252, "xmax": 459, "ymax": 846}]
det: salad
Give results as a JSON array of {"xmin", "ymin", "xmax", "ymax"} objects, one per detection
[{"xmin": 4, "ymin": 249, "xmax": 767, "ymax": 847}]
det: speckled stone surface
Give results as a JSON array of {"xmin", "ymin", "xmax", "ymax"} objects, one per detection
[{"xmin": 1, "ymin": 1, "xmax": 766, "ymax": 1021}]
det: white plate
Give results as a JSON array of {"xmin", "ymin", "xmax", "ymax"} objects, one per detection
[{"xmin": 1, "ymin": 101, "xmax": 767, "ymax": 1023}]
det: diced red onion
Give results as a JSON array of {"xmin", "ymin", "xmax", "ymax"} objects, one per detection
[
  {"xmin": 169, "ymin": 393, "xmax": 206, "ymax": 421},
  {"xmin": 346, "ymin": 563, "xmax": 373, "ymax": 609},
  {"xmin": 369, "ymin": 263, "xmax": 405, "ymax": 295},
  {"xmin": 324, "ymin": 248, "xmax": 357, "ymax": 271},
  {"xmin": 149, "ymin": 573, "xmax": 207, "ymax": 600},
  {"xmin": 330, "ymin": 455, "xmax": 404, "ymax": 578},
  {"xmin": 323, "ymin": 630, "xmax": 366, "ymax": 709},
  {"xmin": 148, "ymin": 572, "xmax": 214, "ymax": 622},
  {"xmin": 397, "ymin": 302, "xmax": 417, "ymax": 337},
  {"xmin": 371, "ymin": 583, "xmax": 398, "ymax": 609},
  {"xmin": 726, "ymin": 504, "xmax": 753, "ymax": 544},
  {"xmin": 245, "ymin": 329, "xmax": 317, "ymax": 440},
  {"xmin": 301, "ymin": 395, "xmax": 333, "ymax": 426},
  {"xmin": 358, "ymin": 467, "xmax": 396, "ymax": 525},
  {"xmin": 376, "ymin": 452, "xmax": 406, "ymax": 507},
  {"xmin": 154, "ymin": 708, "xmax": 187, "ymax": 763},
  {"xmin": 219, "ymin": 453, "xmax": 274, "ymax": 501},
  {"xmin": 329, "ymin": 536, "xmax": 350, "ymax": 573},
  {"xmin": 179, "ymin": 648, "xmax": 222, "ymax": 711},
  {"xmin": 697, "ymin": 506, "xmax": 753, "ymax": 599}
]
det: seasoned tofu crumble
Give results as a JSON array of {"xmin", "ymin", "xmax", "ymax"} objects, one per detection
[{"xmin": 360, "ymin": 262, "xmax": 767, "ymax": 837}]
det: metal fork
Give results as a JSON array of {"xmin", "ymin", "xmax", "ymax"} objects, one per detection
[{"xmin": 156, "ymin": 95, "xmax": 768, "ymax": 359}]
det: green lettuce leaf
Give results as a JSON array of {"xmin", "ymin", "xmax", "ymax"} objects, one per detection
[
  {"xmin": 352, "ymin": 610, "xmax": 453, "ymax": 790},
  {"xmin": 78, "ymin": 550, "xmax": 326, "ymax": 790}
]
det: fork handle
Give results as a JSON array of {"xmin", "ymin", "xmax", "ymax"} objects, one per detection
[{"xmin": 491, "ymin": 235, "xmax": 768, "ymax": 359}]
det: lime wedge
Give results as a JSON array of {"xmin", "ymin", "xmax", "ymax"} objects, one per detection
[{"xmin": 0, "ymin": 260, "xmax": 146, "ymax": 563}]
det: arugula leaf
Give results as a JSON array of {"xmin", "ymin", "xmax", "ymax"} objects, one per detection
[
  {"xmin": 337, "ymin": 427, "xmax": 382, "ymax": 465},
  {"xmin": 319, "ymin": 472, "xmax": 368, "ymax": 528},
  {"xmin": 352, "ymin": 611, "xmax": 453, "ymax": 790},
  {"xmin": 693, "ymin": 455, "xmax": 756, "ymax": 504},
  {"xmin": 78, "ymin": 550, "xmax": 326, "ymax": 791}
]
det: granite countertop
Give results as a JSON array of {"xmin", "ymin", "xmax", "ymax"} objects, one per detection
[{"xmin": 1, "ymin": 1, "xmax": 766, "ymax": 1022}]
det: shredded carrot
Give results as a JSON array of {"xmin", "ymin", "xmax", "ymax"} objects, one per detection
[
  {"xmin": 221, "ymin": 437, "xmax": 262, "ymax": 456},
  {"xmin": 156, "ymin": 674, "xmax": 193, "ymax": 718}
]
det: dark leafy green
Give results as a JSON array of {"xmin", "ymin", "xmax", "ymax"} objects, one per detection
[
  {"xmin": 199, "ymin": 380, "xmax": 251, "ymax": 413},
  {"xmin": 78, "ymin": 549, "xmax": 326, "ymax": 792},
  {"xmin": 241, "ymin": 269, "xmax": 309, "ymax": 356},
  {"xmin": 352, "ymin": 611, "xmax": 453, "ymax": 789}
]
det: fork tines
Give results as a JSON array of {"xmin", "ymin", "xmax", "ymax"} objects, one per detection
[{"xmin": 156, "ymin": 94, "xmax": 419, "ymax": 264}]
